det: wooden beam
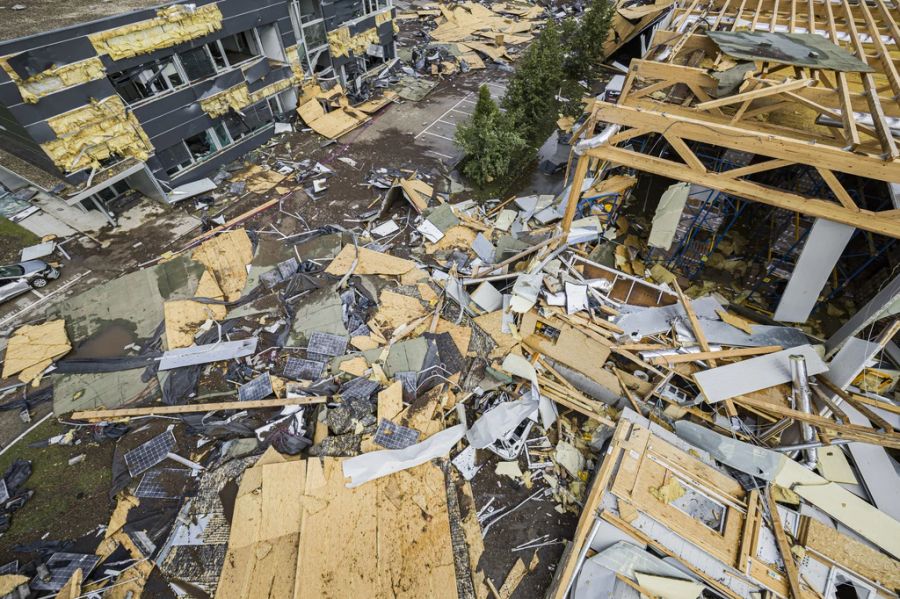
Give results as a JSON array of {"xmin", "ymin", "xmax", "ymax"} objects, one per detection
[
  {"xmin": 765, "ymin": 490, "xmax": 804, "ymax": 599},
  {"xmin": 561, "ymin": 153, "xmax": 590, "ymax": 237},
  {"xmin": 620, "ymin": 59, "xmax": 900, "ymax": 117},
  {"xmin": 822, "ymin": 0, "xmax": 862, "ymax": 150},
  {"xmin": 815, "ymin": 167, "xmax": 859, "ymax": 211},
  {"xmin": 650, "ymin": 345, "xmax": 782, "ymax": 365},
  {"xmin": 584, "ymin": 144, "xmax": 900, "ymax": 238},
  {"xmin": 71, "ymin": 396, "xmax": 328, "ymax": 420},
  {"xmin": 721, "ymin": 158, "xmax": 791, "ymax": 179},
  {"xmin": 592, "ymin": 102, "xmax": 900, "ymax": 183},
  {"xmin": 664, "ymin": 133, "xmax": 706, "ymax": 172},
  {"xmin": 840, "ymin": 0, "xmax": 899, "ymax": 159},
  {"xmin": 738, "ymin": 489, "xmax": 759, "ymax": 573},
  {"xmin": 731, "ymin": 394, "xmax": 900, "ymax": 448},
  {"xmin": 694, "ymin": 78, "xmax": 814, "ymax": 110}
]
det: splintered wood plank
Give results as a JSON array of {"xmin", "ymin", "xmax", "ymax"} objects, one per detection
[{"xmin": 765, "ymin": 491, "xmax": 803, "ymax": 599}]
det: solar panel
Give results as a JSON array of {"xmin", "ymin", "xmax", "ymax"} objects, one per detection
[
  {"xmin": 0, "ymin": 479, "xmax": 8, "ymax": 503},
  {"xmin": 307, "ymin": 331, "xmax": 348, "ymax": 362},
  {"xmin": 259, "ymin": 258, "xmax": 299, "ymax": 288},
  {"xmin": 124, "ymin": 430, "xmax": 176, "ymax": 478},
  {"xmin": 0, "ymin": 560, "xmax": 18, "ymax": 575},
  {"xmin": 283, "ymin": 357, "xmax": 325, "ymax": 381},
  {"xmin": 31, "ymin": 553, "xmax": 100, "ymax": 591},
  {"xmin": 239, "ymin": 372, "xmax": 273, "ymax": 401},
  {"xmin": 374, "ymin": 419, "xmax": 420, "ymax": 450},
  {"xmin": 135, "ymin": 468, "xmax": 191, "ymax": 500},
  {"xmin": 340, "ymin": 377, "xmax": 379, "ymax": 401}
]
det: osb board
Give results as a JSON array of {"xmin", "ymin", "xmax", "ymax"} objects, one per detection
[
  {"xmin": 164, "ymin": 270, "xmax": 228, "ymax": 349},
  {"xmin": 217, "ymin": 456, "xmax": 457, "ymax": 599},
  {"xmin": 372, "ymin": 290, "xmax": 429, "ymax": 329},
  {"xmin": 435, "ymin": 318, "xmax": 473, "ymax": 355},
  {"xmin": 295, "ymin": 459, "xmax": 457, "ymax": 599},
  {"xmin": 191, "ymin": 229, "xmax": 253, "ymax": 301},
  {"xmin": 325, "ymin": 245, "xmax": 417, "ymax": 276},
  {"xmin": 473, "ymin": 310, "xmax": 518, "ymax": 359},
  {"xmin": 519, "ymin": 312, "xmax": 612, "ymax": 384},
  {"xmin": 1, "ymin": 319, "xmax": 70, "ymax": 383},
  {"xmin": 801, "ymin": 517, "xmax": 900, "ymax": 589},
  {"xmin": 424, "ymin": 226, "xmax": 478, "ymax": 253},
  {"xmin": 216, "ymin": 456, "xmax": 304, "ymax": 599}
]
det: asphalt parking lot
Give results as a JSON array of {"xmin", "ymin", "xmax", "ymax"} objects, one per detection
[{"xmin": 413, "ymin": 79, "xmax": 507, "ymax": 164}]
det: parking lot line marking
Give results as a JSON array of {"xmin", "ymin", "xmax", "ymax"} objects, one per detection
[
  {"xmin": 426, "ymin": 149, "xmax": 455, "ymax": 160},
  {"xmin": 415, "ymin": 92, "xmax": 475, "ymax": 139},
  {"xmin": 421, "ymin": 130, "xmax": 456, "ymax": 142},
  {"xmin": 437, "ymin": 119, "xmax": 458, "ymax": 126},
  {"xmin": 450, "ymin": 109, "xmax": 473, "ymax": 116}
]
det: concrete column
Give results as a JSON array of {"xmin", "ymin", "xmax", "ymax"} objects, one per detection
[{"xmin": 773, "ymin": 218, "xmax": 854, "ymax": 324}]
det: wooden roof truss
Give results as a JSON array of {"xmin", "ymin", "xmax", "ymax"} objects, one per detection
[{"xmin": 574, "ymin": 0, "xmax": 900, "ymax": 239}]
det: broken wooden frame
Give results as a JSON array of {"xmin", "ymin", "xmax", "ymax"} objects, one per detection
[
  {"xmin": 564, "ymin": 0, "xmax": 900, "ymax": 240},
  {"xmin": 547, "ymin": 413, "xmax": 900, "ymax": 599}
]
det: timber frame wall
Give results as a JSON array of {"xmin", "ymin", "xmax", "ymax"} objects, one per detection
[{"xmin": 566, "ymin": 0, "xmax": 900, "ymax": 239}]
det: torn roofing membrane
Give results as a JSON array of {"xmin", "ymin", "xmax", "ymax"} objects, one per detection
[{"xmin": 707, "ymin": 31, "xmax": 875, "ymax": 73}]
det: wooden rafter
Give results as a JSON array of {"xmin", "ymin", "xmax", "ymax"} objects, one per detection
[
  {"xmin": 582, "ymin": 144, "xmax": 900, "ymax": 238},
  {"xmin": 591, "ymin": 102, "xmax": 900, "ymax": 183}
]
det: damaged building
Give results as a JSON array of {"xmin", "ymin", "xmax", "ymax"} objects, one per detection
[{"xmin": 0, "ymin": 0, "xmax": 396, "ymax": 216}]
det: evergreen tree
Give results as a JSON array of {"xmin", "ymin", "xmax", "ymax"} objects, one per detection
[
  {"xmin": 501, "ymin": 19, "xmax": 565, "ymax": 148},
  {"xmin": 455, "ymin": 85, "xmax": 527, "ymax": 186},
  {"xmin": 563, "ymin": 0, "xmax": 614, "ymax": 83}
]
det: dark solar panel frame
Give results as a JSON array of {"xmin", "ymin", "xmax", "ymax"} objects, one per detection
[
  {"xmin": 307, "ymin": 331, "xmax": 348, "ymax": 359},
  {"xmin": 0, "ymin": 560, "xmax": 18, "ymax": 575},
  {"xmin": 124, "ymin": 430, "xmax": 176, "ymax": 478},
  {"xmin": 374, "ymin": 419, "xmax": 420, "ymax": 450},
  {"xmin": 340, "ymin": 377, "xmax": 379, "ymax": 401},
  {"xmin": 283, "ymin": 357, "xmax": 325, "ymax": 381},
  {"xmin": 135, "ymin": 468, "xmax": 191, "ymax": 500},
  {"xmin": 238, "ymin": 372, "xmax": 273, "ymax": 402},
  {"xmin": 31, "ymin": 553, "xmax": 100, "ymax": 591}
]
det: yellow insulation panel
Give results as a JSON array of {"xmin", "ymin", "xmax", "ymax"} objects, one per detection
[
  {"xmin": 249, "ymin": 77, "xmax": 294, "ymax": 103},
  {"xmin": 41, "ymin": 96, "xmax": 154, "ymax": 173},
  {"xmin": 285, "ymin": 44, "xmax": 306, "ymax": 81},
  {"xmin": 200, "ymin": 84, "xmax": 251, "ymax": 117},
  {"xmin": 327, "ymin": 26, "xmax": 380, "ymax": 58},
  {"xmin": 0, "ymin": 56, "xmax": 106, "ymax": 103},
  {"xmin": 89, "ymin": 4, "xmax": 223, "ymax": 60}
]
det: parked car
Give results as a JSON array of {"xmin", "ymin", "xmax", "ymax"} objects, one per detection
[{"xmin": 0, "ymin": 260, "xmax": 60, "ymax": 304}]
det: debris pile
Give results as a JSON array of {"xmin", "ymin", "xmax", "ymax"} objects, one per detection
[{"xmin": 0, "ymin": 169, "xmax": 897, "ymax": 599}]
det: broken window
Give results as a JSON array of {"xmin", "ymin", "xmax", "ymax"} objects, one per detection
[
  {"xmin": 179, "ymin": 46, "xmax": 216, "ymax": 82},
  {"xmin": 666, "ymin": 478, "xmax": 727, "ymax": 533},
  {"xmin": 297, "ymin": 0, "xmax": 323, "ymax": 22},
  {"xmin": 156, "ymin": 142, "xmax": 193, "ymax": 177},
  {"xmin": 825, "ymin": 569, "xmax": 876, "ymax": 599},
  {"xmin": 303, "ymin": 21, "xmax": 327, "ymax": 50},
  {"xmin": 220, "ymin": 31, "xmax": 260, "ymax": 65},
  {"xmin": 108, "ymin": 57, "xmax": 185, "ymax": 104},
  {"xmin": 223, "ymin": 100, "xmax": 274, "ymax": 141},
  {"xmin": 184, "ymin": 129, "xmax": 217, "ymax": 161}
]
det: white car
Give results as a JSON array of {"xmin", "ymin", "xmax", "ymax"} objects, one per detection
[{"xmin": 0, "ymin": 260, "xmax": 61, "ymax": 303}]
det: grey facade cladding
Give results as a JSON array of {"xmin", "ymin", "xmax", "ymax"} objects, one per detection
[{"xmin": 0, "ymin": 0, "xmax": 396, "ymax": 195}]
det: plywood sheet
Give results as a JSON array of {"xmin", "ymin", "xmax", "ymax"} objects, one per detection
[
  {"xmin": 1, "ymin": 319, "xmax": 71, "ymax": 383},
  {"xmin": 191, "ymin": 229, "xmax": 253, "ymax": 301},
  {"xmin": 325, "ymin": 245, "xmax": 417, "ymax": 276}
]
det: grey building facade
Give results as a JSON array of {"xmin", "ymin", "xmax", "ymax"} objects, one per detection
[{"xmin": 0, "ymin": 0, "xmax": 395, "ymax": 213}]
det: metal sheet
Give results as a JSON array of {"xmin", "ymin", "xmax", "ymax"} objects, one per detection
[
  {"xmin": 825, "ymin": 337, "xmax": 900, "ymax": 520},
  {"xmin": 774, "ymin": 219, "xmax": 854, "ymax": 323},
  {"xmin": 693, "ymin": 344, "xmax": 828, "ymax": 403},
  {"xmin": 158, "ymin": 338, "xmax": 258, "ymax": 370},
  {"xmin": 707, "ymin": 31, "xmax": 875, "ymax": 72}
]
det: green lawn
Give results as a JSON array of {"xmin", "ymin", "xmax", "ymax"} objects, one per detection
[
  {"xmin": 0, "ymin": 418, "xmax": 113, "ymax": 557},
  {"xmin": 0, "ymin": 217, "xmax": 40, "ymax": 264}
]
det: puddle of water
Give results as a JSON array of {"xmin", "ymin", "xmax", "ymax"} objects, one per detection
[{"xmin": 69, "ymin": 322, "xmax": 138, "ymax": 359}]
